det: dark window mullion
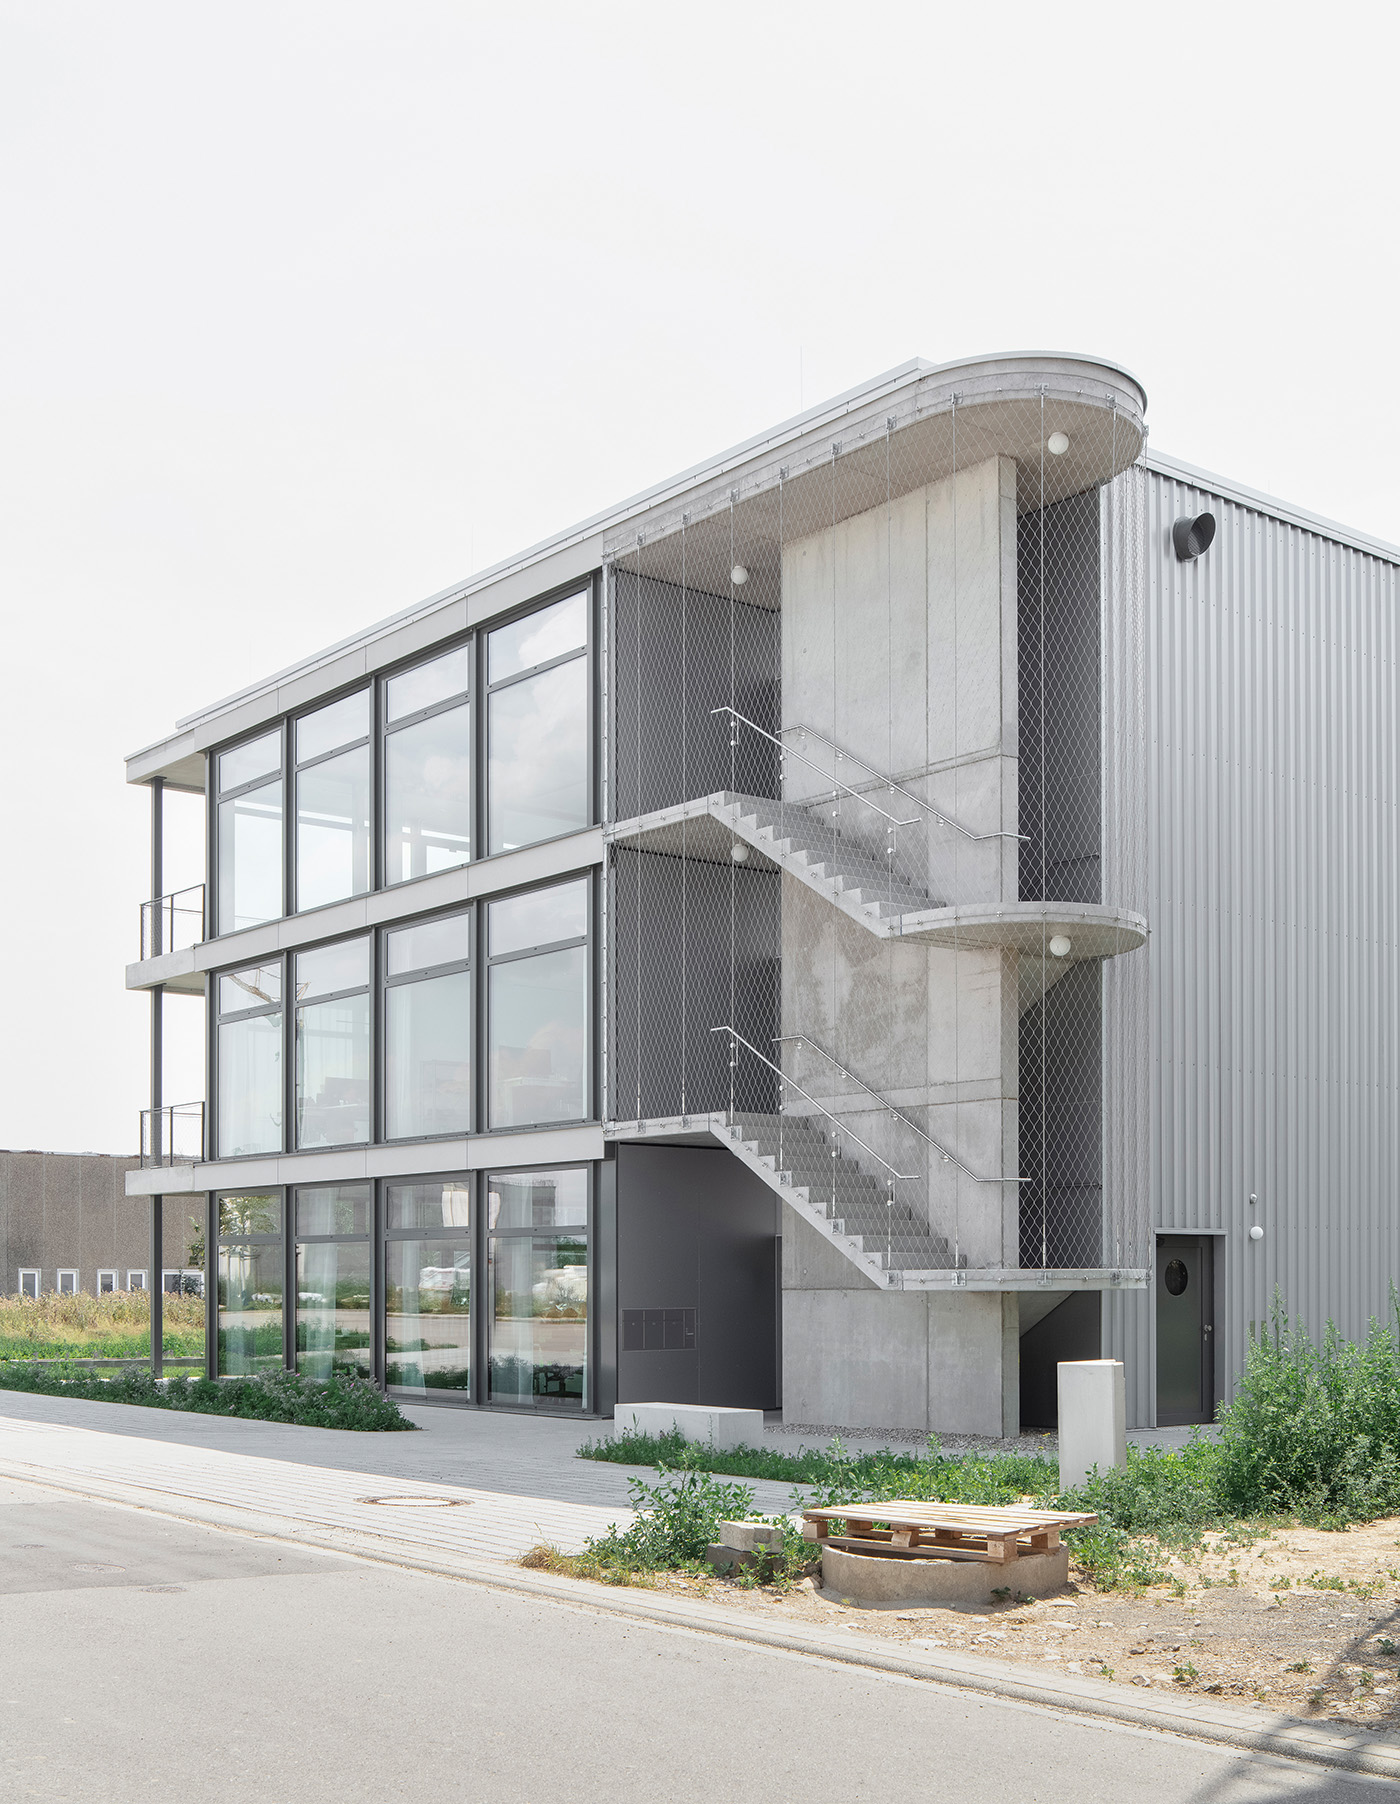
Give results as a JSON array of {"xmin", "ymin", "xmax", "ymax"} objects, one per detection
[
  {"xmin": 295, "ymin": 733, "xmax": 371, "ymax": 775},
  {"xmin": 485, "ymin": 643, "xmax": 586, "ymax": 696}
]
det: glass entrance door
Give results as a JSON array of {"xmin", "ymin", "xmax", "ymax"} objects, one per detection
[{"xmin": 486, "ymin": 1169, "xmax": 588, "ymax": 1410}]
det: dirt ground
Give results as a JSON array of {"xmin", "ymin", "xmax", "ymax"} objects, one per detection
[{"xmin": 649, "ymin": 1518, "xmax": 1400, "ymax": 1732}]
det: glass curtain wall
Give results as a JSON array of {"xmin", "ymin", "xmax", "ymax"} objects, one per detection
[
  {"xmin": 295, "ymin": 690, "xmax": 371, "ymax": 911},
  {"xmin": 487, "ymin": 879, "xmax": 589, "ymax": 1128},
  {"xmin": 295, "ymin": 938, "xmax": 371, "ymax": 1148},
  {"xmin": 384, "ymin": 1179, "xmax": 472, "ymax": 1396},
  {"xmin": 384, "ymin": 645, "xmax": 471, "ymax": 885},
  {"xmin": 487, "ymin": 591, "xmax": 588, "ymax": 854},
  {"xmin": 216, "ymin": 962, "xmax": 283, "ymax": 1157},
  {"xmin": 216, "ymin": 1190, "xmax": 284, "ymax": 1375},
  {"xmin": 216, "ymin": 729, "xmax": 283, "ymax": 933},
  {"xmin": 294, "ymin": 1183, "xmax": 373, "ymax": 1381},
  {"xmin": 487, "ymin": 1168, "xmax": 588, "ymax": 1408},
  {"xmin": 384, "ymin": 913, "xmax": 471, "ymax": 1139}
]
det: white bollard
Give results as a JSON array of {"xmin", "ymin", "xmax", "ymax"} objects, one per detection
[{"xmin": 1057, "ymin": 1359, "xmax": 1126, "ymax": 1492}]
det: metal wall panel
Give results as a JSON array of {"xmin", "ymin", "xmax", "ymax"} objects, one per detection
[{"xmin": 1106, "ymin": 464, "xmax": 1400, "ymax": 1425}]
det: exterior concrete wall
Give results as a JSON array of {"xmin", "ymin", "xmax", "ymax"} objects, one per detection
[{"xmin": 0, "ymin": 1151, "xmax": 189, "ymax": 1293}]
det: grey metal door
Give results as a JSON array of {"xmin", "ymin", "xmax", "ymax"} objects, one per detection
[{"xmin": 1156, "ymin": 1235, "xmax": 1214, "ymax": 1426}]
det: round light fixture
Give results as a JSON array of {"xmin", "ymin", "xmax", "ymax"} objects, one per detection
[
  {"xmin": 1046, "ymin": 431, "xmax": 1069, "ymax": 456},
  {"xmin": 1048, "ymin": 934, "xmax": 1072, "ymax": 958},
  {"xmin": 730, "ymin": 840, "xmax": 750, "ymax": 864},
  {"xmin": 731, "ymin": 564, "xmax": 749, "ymax": 586},
  {"xmin": 1249, "ymin": 1224, "xmax": 1264, "ymax": 1242}
]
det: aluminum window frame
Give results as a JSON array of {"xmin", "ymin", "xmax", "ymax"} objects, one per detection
[
  {"xmin": 291, "ymin": 686, "xmax": 374, "ymax": 917},
  {"xmin": 293, "ymin": 933, "xmax": 374, "ymax": 1153},
  {"xmin": 381, "ymin": 1169, "xmax": 475, "ymax": 1404},
  {"xmin": 18, "ymin": 1268, "xmax": 39, "ymax": 1298},
  {"xmin": 97, "ymin": 1269, "xmax": 118, "ymax": 1295},
  {"xmin": 483, "ymin": 873, "xmax": 593, "ymax": 1133},
  {"xmin": 126, "ymin": 1269, "xmax": 147, "ymax": 1292},
  {"xmin": 215, "ymin": 1185, "xmax": 290, "ymax": 1373},
  {"xmin": 380, "ymin": 907, "xmax": 474, "ymax": 1145},
  {"xmin": 381, "ymin": 636, "xmax": 474, "ymax": 891},
  {"xmin": 56, "ymin": 1269, "xmax": 78, "ymax": 1296},
  {"xmin": 211, "ymin": 723, "xmax": 288, "ymax": 936},
  {"xmin": 213, "ymin": 956, "xmax": 287, "ymax": 1161},
  {"xmin": 292, "ymin": 1181, "xmax": 375, "ymax": 1383},
  {"xmin": 482, "ymin": 1160, "xmax": 594, "ymax": 1415}
]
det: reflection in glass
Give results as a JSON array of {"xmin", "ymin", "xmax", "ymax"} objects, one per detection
[
  {"xmin": 386, "ymin": 1182, "xmax": 471, "ymax": 1231},
  {"xmin": 219, "ymin": 964, "xmax": 281, "ymax": 1013},
  {"xmin": 489, "ymin": 658, "xmax": 588, "ymax": 853},
  {"xmin": 488, "ymin": 1168, "xmax": 587, "ymax": 1232},
  {"xmin": 218, "ymin": 1192, "xmax": 282, "ymax": 1237},
  {"xmin": 387, "ymin": 913, "xmax": 470, "ymax": 976},
  {"xmin": 386, "ymin": 971, "xmax": 471, "ymax": 1139},
  {"xmin": 296, "ymin": 937, "xmax": 370, "ymax": 1000},
  {"xmin": 295, "ymin": 1241, "xmax": 372, "ymax": 1381},
  {"xmin": 488, "ymin": 880, "xmax": 588, "ymax": 958},
  {"xmin": 219, "ymin": 730, "xmax": 281, "ymax": 794},
  {"xmin": 386, "ymin": 703, "xmax": 471, "ymax": 883},
  {"xmin": 296, "ymin": 1183, "xmax": 372, "ymax": 1237},
  {"xmin": 489, "ymin": 945, "xmax": 586, "ymax": 1126},
  {"xmin": 386, "ymin": 1239, "xmax": 471, "ymax": 1394},
  {"xmin": 488, "ymin": 592, "xmax": 586, "ymax": 683},
  {"xmin": 386, "ymin": 646, "xmax": 469, "ymax": 722},
  {"xmin": 297, "ymin": 690, "xmax": 370, "ymax": 764},
  {"xmin": 296, "ymin": 994, "xmax": 370, "ymax": 1147},
  {"xmin": 217, "ymin": 1013, "xmax": 283, "ymax": 1156},
  {"xmin": 218, "ymin": 1242, "xmax": 284, "ymax": 1375},
  {"xmin": 217, "ymin": 780, "xmax": 282, "ymax": 932},
  {"xmin": 297, "ymin": 743, "xmax": 371, "ymax": 910},
  {"xmin": 489, "ymin": 1234, "xmax": 587, "ymax": 1408}
]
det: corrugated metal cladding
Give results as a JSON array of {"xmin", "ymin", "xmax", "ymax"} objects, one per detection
[{"xmin": 1105, "ymin": 464, "xmax": 1400, "ymax": 1427}]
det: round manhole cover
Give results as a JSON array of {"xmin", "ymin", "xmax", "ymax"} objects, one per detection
[{"xmin": 357, "ymin": 1495, "xmax": 471, "ymax": 1508}]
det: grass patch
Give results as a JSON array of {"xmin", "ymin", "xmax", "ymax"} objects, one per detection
[
  {"xmin": 0, "ymin": 1361, "xmax": 415, "ymax": 1431},
  {"xmin": 0, "ymin": 1290, "xmax": 206, "ymax": 1361}
]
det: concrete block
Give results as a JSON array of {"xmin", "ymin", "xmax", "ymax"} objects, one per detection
[
  {"xmin": 822, "ymin": 1543, "xmax": 1070, "ymax": 1605},
  {"xmin": 714, "ymin": 1521, "xmax": 785, "ymax": 1552},
  {"xmin": 612, "ymin": 1402, "xmax": 764, "ymax": 1449},
  {"xmin": 1058, "ymin": 1358, "xmax": 1127, "ymax": 1491}
]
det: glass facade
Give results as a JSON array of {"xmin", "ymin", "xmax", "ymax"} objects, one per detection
[
  {"xmin": 384, "ymin": 913, "xmax": 471, "ymax": 1140},
  {"xmin": 295, "ymin": 938, "xmax": 371, "ymax": 1148},
  {"xmin": 488, "ymin": 880, "xmax": 588, "ymax": 1128},
  {"xmin": 216, "ymin": 729, "xmax": 283, "ymax": 934},
  {"xmin": 295, "ymin": 1183, "xmax": 373, "ymax": 1382},
  {"xmin": 487, "ymin": 592, "xmax": 589, "ymax": 854},
  {"xmin": 216, "ymin": 1190, "xmax": 283, "ymax": 1376},
  {"xmin": 216, "ymin": 964, "xmax": 282, "ymax": 1158},
  {"xmin": 487, "ymin": 1169, "xmax": 588, "ymax": 1409},
  {"xmin": 384, "ymin": 1182, "xmax": 473, "ymax": 1395},
  {"xmin": 385, "ymin": 646, "xmax": 471, "ymax": 885},
  {"xmin": 296, "ymin": 691, "xmax": 371, "ymax": 912}
]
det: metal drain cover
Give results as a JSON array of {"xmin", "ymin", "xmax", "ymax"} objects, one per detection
[{"xmin": 357, "ymin": 1495, "xmax": 471, "ymax": 1508}]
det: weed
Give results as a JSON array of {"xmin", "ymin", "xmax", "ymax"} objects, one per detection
[
  {"xmin": 1173, "ymin": 1662, "xmax": 1198, "ymax": 1684},
  {"xmin": 1288, "ymin": 1660, "xmax": 1313, "ymax": 1673},
  {"xmin": 1377, "ymin": 1638, "xmax": 1398, "ymax": 1656},
  {"xmin": 1270, "ymin": 1576, "xmax": 1292, "ymax": 1590},
  {"xmin": 0, "ymin": 1290, "xmax": 205, "ymax": 1361},
  {"xmin": 1306, "ymin": 1571, "xmax": 1346, "ymax": 1591}
]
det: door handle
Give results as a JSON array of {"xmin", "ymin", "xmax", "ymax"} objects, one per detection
[{"xmin": 1203, "ymin": 1323, "xmax": 1213, "ymax": 1337}]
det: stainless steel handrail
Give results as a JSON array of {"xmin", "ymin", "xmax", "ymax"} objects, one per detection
[
  {"xmin": 710, "ymin": 707, "xmax": 919, "ymax": 829},
  {"xmin": 709, "ymin": 1024, "xmax": 916, "ymax": 1183},
  {"xmin": 774, "ymin": 1032, "xmax": 1027, "ymax": 1185},
  {"xmin": 781, "ymin": 721, "xmax": 1029, "ymax": 844}
]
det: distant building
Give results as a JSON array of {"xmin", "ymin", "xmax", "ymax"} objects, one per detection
[
  {"xmin": 1, "ymin": 1150, "xmax": 199, "ymax": 1297},
  {"xmin": 122, "ymin": 352, "xmax": 1400, "ymax": 1432}
]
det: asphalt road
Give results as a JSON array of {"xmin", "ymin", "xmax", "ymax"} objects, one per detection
[{"xmin": 0, "ymin": 1479, "xmax": 1389, "ymax": 1804}]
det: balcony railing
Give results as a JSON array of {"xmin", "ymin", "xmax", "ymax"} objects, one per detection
[
  {"xmin": 140, "ymin": 884, "xmax": 205, "ymax": 960},
  {"xmin": 141, "ymin": 1102, "xmax": 204, "ymax": 1167}
]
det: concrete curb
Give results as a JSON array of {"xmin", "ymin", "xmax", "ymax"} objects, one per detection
[{"xmin": 7, "ymin": 1456, "xmax": 1400, "ymax": 1783}]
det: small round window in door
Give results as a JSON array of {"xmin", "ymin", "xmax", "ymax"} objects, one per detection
[{"xmin": 1164, "ymin": 1258, "xmax": 1189, "ymax": 1297}]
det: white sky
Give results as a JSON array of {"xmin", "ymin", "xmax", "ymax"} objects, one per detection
[{"xmin": 2, "ymin": 1, "xmax": 1395, "ymax": 1153}]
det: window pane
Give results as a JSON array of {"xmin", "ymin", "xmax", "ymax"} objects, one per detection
[
  {"xmin": 217, "ymin": 1013, "xmax": 283, "ymax": 1156},
  {"xmin": 386, "ymin": 971, "xmax": 471, "ymax": 1139},
  {"xmin": 218, "ymin": 1192, "xmax": 283, "ymax": 1237},
  {"xmin": 488, "ymin": 659, "xmax": 589, "ymax": 854},
  {"xmin": 386, "ymin": 1181, "xmax": 471, "ymax": 1231},
  {"xmin": 217, "ymin": 1243, "xmax": 284, "ymax": 1376},
  {"xmin": 387, "ymin": 913, "xmax": 470, "ymax": 976},
  {"xmin": 219, "ymin": 730, "xmax": 281, "ymax": 795},
  {"xmin": 296, "ymin": 744, "xmax": 371, "ymax": 911},
  {"xmin": 297, "ymin": 690, "xmax": 370, "ymax": 765},
  {"xmin": 386, "ymin": 646, "xmax": 469, "ymax": 723},
  {"xmin": 385, "ymin": 703, "xmax": 471, "ymax": 883},
  {"xmin": 295, "ymin": 1241, "xmax": 372, "ymax": 1381},
  {"xmin": 296, "ymin": 994, "xmax": 371, "ymax": 1147},
  {"xmin": 386, "ymin": 1239, "xmax": 471, "ymax": 1394},
  {"xmin": 295, "ymin": 1183, "xmax": 372, "ymax": 1237},
  {"xmin": 487, "ymin": 1168, "xmax": 588, "ymax": 1232},
  {"xmin": 219, "ymin": 963, "xmax": 282, "ymax": 1016},
  {"xmin": 488, "ymin": 1234, "xmax": 587, "ymax": 1408},
  {"xmin": 488, "ymin": 879, "xmax": 588, "ymax": 958},
  {"xmin": 217, "ymin": 780, "xmax": 282, "ymax": 932},
  {"xmin": 489, "ymin": 945, "xmax": 586, "ymax": 1127},
  {"xmin": 488, "ymin": 593, "xmax": 587, "ymax": 683},
  {"xmin": 296, "ymin": 936, "xmax": 370, "ymax": 1001}
]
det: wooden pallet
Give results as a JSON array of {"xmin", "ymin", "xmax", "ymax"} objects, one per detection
[{"xmin": 800, "ymin": 1500, "xmax": 1097, "ymax": 1565}]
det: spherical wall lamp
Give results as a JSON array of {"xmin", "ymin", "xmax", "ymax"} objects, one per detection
[
  {"xmin": 730, "ymin": 840, "xmax": 750, "ymax": 864},
  {"xmin": 1046, "ymin": 431, "xmax": 1069, "ymax": 456},
  {"xmin": 1172, "ymin": 513, "xmax": 1216, "ymax": 562},
  {"xmin": 1249, "ymin": 1224, "xmax": 1264, "ymax": 1242},
  {"xmin": 1048, "ymin": 934, "xmax": 1072, "ymax": 958},
  {"xmin": 730, "ymin": 564, "xmax": 749, "ymax": 587}
]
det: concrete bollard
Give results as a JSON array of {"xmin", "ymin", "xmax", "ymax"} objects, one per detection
[{"xmin": 1057, "ymin": 1358, "xmax": 1126, "ymax": 1492}]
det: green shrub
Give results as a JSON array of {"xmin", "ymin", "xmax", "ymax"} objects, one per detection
[
  {"xmin": 1056, "ymin": 1439, "xmax": 1224, "ymax": 1543},
  {"xmin": 0, "ymin": 1361, "xmax": 416, "ymax": 1431},
  {"xmin": 583, "ymin": 1467, "xmax": 758, "ymax": 1570},
  {"xmin": 1213, "ymin": 1302, "xmax": 1400, "ymax": 1521}
]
